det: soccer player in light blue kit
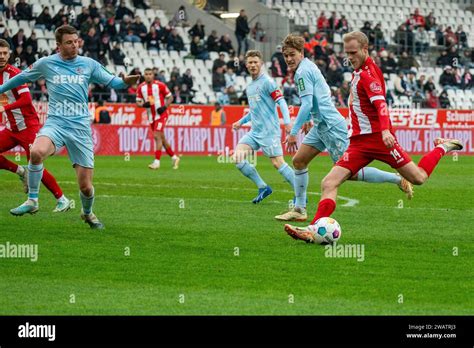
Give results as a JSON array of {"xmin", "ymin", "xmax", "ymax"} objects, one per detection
[
  {"xmin": 232, "ymin": 50, "xmax": 294, "ymax": 203},
  {"xmin": 0, "ymin": 25, "xmax": 140, "ymax": 229},
  {"xmin": 275, "ymin": 35, "xmax": 413, "ymax": 222}
]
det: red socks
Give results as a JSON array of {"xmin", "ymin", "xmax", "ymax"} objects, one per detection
[
  {"xmin": 165, "ymin": 146, "xmax": 175, "ymax": 157},
  {"xmin": 418, "ymin": 147, "xmax": 445, "ymax": 177},
  {"xmin": 0, "ymin": 155, "xmax": 19, "ymax": 173},
  {"xmin": 154, "ymin": 150, "xmax": 162, "ymax": 160},
  {"xmin": 41, "ymin": 169, "xmax": 63, "ymax": 199},
  {"xmin": 311, "ymin": 198, "xmax": 336, "ymax": 224}
]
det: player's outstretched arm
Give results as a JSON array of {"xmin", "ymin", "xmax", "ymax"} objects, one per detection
[
  {"xmin": 0, "ymin": 73, "xmax": 33, "ymax": 95},
  {"xmin": 290, "ymin": 94, "xmax": 312, "ymax": 136},
  {"xmin": 0, "ymin": 89, "xmax": 32, "ymax": 114},
  {"xmin": 233, "ymin": 113, "xmax": 251, "ymax": 130}
]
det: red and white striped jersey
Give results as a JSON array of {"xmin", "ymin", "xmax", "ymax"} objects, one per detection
[
  {"xmin": 347, "ymin": 57, "xmax": 392, "ymax": 138},
  {"xmin": 136, "ymin": 80, "xmax": 172, "ymax": 123},
  {"xmin": 0, "ymin": 64, "xmax": 39, "ymax": 132}
]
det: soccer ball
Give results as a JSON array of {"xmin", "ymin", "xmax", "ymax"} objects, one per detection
[{"xmin": 310, "ymin": 217, "xmax": 342, "ymax": 245}]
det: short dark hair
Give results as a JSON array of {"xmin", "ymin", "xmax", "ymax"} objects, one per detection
[
  {"xmin": 144, "ymin": 68, "xmax": 153, "ymax": 72},
  {"xmin": 0, "ymin": 39, "xmax": 10, "ymax": 49},
  {"xmin": 55, "ymin": 25, "xmax": 78, "ymax": 43}
]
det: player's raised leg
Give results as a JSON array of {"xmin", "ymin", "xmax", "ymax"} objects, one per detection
[
  {"xmin": 352, "ymin": 167, "xmax": 413, "ymax": 199},
  {"xmin": 10, "ymin": 136, "xmax": 55, "ymax": 215},
  {"xmin": 162, "ymin": 133, "xmax": 179, "ymax": 169},
  {"xmin": 233, "ymin": 143, "xmax": 272, "ymax": 204},
  {"xmin": 76, "ymin": 165, "xmax": 104, "ymax": 230},
  {"xmin": 396, "ymin": 138, "xmax": 463, "ymax": 185}
]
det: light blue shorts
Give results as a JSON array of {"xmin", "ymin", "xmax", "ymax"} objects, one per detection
[
  {"xmin": 238, "ymin": 131, "xmax": 283, "ymax": 158},
  {"xmin": 37, "ymin": 118, "xmax": 94, "ymax": 168},
  {"xmin": 302, "ymin": 121, "xmax": 349, "ymax": 163}
]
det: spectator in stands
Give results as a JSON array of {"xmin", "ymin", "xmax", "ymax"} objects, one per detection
[
  {"xmin": 167, "ymin": 28, "xmax": 185, "ymax": 51},
  {"xmin": 444, "ymin": 26, "xmax": 457, "ymax": 47},
  {"xmin": 15, "ymin": 0, "xmax": 32, "ymax": 20},
  {"xmin": 436, "ymin": 50, "xmax": 450, "ymax": 66},
  {"xmin": 212, "ymin": 52, "xmax": 226, "ymax": 72},
  {"xmin": 361, "ymin": 21, "xmax": 375, "ymax": 45},
  {"xmin": 180, "ymin": 84, "xmax": 193, "ymax": 103},
  {"xmin": 446, "ymin": 46, "xmax": 461, "ymax": 66},
  {"xmin": 394, "ymin": 24, "xmax": 413, "ymax": 52},
  {"xmin": 24, "ymin": 31, "xmax": 37, "ymax": 54},
  {"xmin": 424, "ymin": 12, "xmax": 436, "ymax": 31},
  {"xmin": 35, "ymin": 7, "xmax": 52, "ymax": 31},
  {"xmin": 326, "ymin": 63, "xmax": 343, "ymax": 88},
  {"xmin": 336, "ymin": 15, "xmax": 349, "ymax": 34},
  {"xmin": 20, "ymin": 44, "xmax": 35, "ymax": 65},
  {"xmin": 110, "ymin": 42, "xmax": 125, "ymax": 65},
  {"xmin": 1, "ymin": 29, "xmax": 14, "ymax": 51},
  {"xmin": 225, "ymin": 67, "xmax": 236, "ymax": 89},
  {"xmin": 124, "ymin": 26, "xmax": 141, "ymax": 43},
  {"xmin": 11, "ymin": 45, "xmax": 23, "ymax": 65},
  {"xmin": 188, "ymin": 19, "xmax": 205, "ymax": 40},
  {"xmin": 425, "ymin": 90, "xmax": 439, "ymax": 108},
  {"xmin": 328, "ymin": 11, "xmax": 338, "ymax": 31},
  {"xmin": 282, "ymin": 71, "xmax": 298, "ymax": 105},
  {"xmin": 423, "ymin": 76, "xmax": 437, "ymax": 93},
  {"xmin": 394, "ymin": 70, "xmax": 411, "ymax": 97},
  {"xmin": 103, "ymin": 17, "xmax": 119, "ymax": 42},
  {"xmin": 133, "ymin": 0, "xmax": 150, "ymax": 10},
  {"xmin": 439, "ymin": 66, "xmax": 458, "ymax": 89},
  {"xmin": 397, "ymin": 51, "xmax": 419, "ymax": 71},
  {"xmin": 406, "ymin": 8, "xmax": 425, "ymax": 29},
  {"xmin": 416, "ymin": 74, "xmax": 426, "ymax": 91},
  {"xmin": 317, "ymin": 11, "xmax": 329, "ymax": 32},
  {"xmin": 456, "ymin": 25, "xmax": 468, "ymax": 48},
  {"xmin": 340, "ymin": 80, "xmax": 350, "ymax": 101},
  {"xmin": 435, "ymin": 25, "xmax": 445, "ymax": 46},
  {"xmin": 210, "ymin": 102, "xmax": 226, "ymax": 126},
  {"xmin": 52, "ymin": 8, "xmax": 68, "ymax": 30},
  {"xmin": 270, "ymin": 45, "xmax": 287, "ymax": 78},
  {"xmin": 235, "ymin": 9, "xmax": 249, "ymax": 56},
  {"xmin": 212, "ymin": 65, "xmax": 226, "ymax": 92},
  {"xmin": 83, "ymin": 27, "xmax": 100, "ymax": 61},
  {"xmin": 116, "ymin": 0, "xmax": 134, "ymax": 21},
  {"xmin": 76, "ymin": 7, "xmax": 90, "ymax": 29},
  {"xmin": 98, "ymin": 33, "xmax": 111, "ymax": 65},
  {"xmin": 405, "ymin": 71, "xmax": 419, "ymax": 93},
  {"xmin": 380, "ymin": 50, "xmax": 397, "ymax": 75},
  {"xmin": 102, "ymin": 3, "xmax": 116, "ymax": 20},
  {"xmin": 412, "ymin": 90, "xmax": 425, "ymax": 105},
  {"xmin": 461, "ymin": 71, "xmax": 473, "ymax": 90},
  {"xmin": 12, "ymin": 28, "xmax": 25, "ymax": 49},
  {"xmin": 132, "ymin": 16, "xmax": 148, "ymax": 43},
  {"xmin": 219, "ymin": 34, "xmax": 234, "ymax": 55},
  {"xmin": 156, "ymin": 70, "xmax": 166, "ymax": 83},
  {"xmin": 145, "ymin": 26, "xmax": 161, "ymax": 51},
  {"xmin": 88, "ymin": 1, "xmax": 100, "ymax": 19},
  {"xmin": 439, "ymin": 90, "xmax": 451, "ymax": 108},
  {"xmin": 170, "ymin": 67, "xmax": 180, "ymax": 80},
  {"xmin": 207, "ymin": 30, "xmax": 220, "ymax": 52},
  {"xmin": 251, "ymin": 22, "xmax": 265, "ymax": 42},
  {"xmin": 414, "ymin": 26, "xmax": 429, "ymax": 54},
  {"xmin": 95, "ymin": 100, "xmax": 111, "ymax": 124},
  {"xmin": 373, "ymin": 23, "xmax": 386, "ymax": 49},
  {"xmin": 191, "ymin": 36, "xmax": 210, "ymax": 60},
  {"xmin": 170, "ymin": 5, "xmax": 190, "ymax": 27},
  {"xmin": 181, "ymin": 68, "xmax": 194, "ymax": 91}
]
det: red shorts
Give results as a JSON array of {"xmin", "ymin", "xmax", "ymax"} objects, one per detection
[
  {"xmin": 0, "ymin": 126, "xmax": 39, "ymax": 159},
  {"xmin": 336, "ymin": 132, "xmax": 412, "ymax": 175},
  {"xmin": 150, "ymin": 116, "xmax": 168, "ymax": 132}
]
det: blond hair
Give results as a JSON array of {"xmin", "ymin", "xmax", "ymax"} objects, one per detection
[
  {"xmin": 245, "ymin": 50, "xmax": 263, "ymax": 60},
  {"xmin": 282, "ymin": 34, "xmax": 305, "ymax": 52},
  {"xmin": 343, "ymin": 31, "xmax": 369, "ymax": 48}
]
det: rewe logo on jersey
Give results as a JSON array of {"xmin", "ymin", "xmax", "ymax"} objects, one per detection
[{"xmin": 52, "ymin": 75, "xmax": 85, "ymax": 84}]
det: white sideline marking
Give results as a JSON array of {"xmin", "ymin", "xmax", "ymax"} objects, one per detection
[{"xmin": 58, "ymin": 180, "xmax": 360, "ymax": 207}]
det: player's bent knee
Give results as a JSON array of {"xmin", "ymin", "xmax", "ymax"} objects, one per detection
[
  {"xmin": 79, "ymin": 184, "xmax": 94, "ymax": 196},
  {"xmin": 292, "ymin": 157, "xmax": 307, "ymax": 170},
  {"xmin": 412, "ymin": 172, "xmax": 428, "ymax": 186},
  {"xmin": 29, "ymin": 148, "xmax": 47, "ymax": 164}
]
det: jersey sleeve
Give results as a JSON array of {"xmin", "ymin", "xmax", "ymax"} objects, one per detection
[
  {"xmin": 361, "ymin": 72, "xmax": 386, "ymax": 104},
  {"xmin": 90, "ymin": 60, "xmax": 116, "ymax": 86},
  {"xmin": 295, "ymin": 68, "xmax": 314, "ymax": 98},
  {"xmin": 159, "ymin": 83, "xmax": 172, "ymax": 98},
  {"xmin": 266, "ymin": 79, "xmax": 283, "ymax": 102},
  {"xmin": 136, "ymin": 83, "xmax": 144, "ymax": 102},
  {"xmin": 0, "ymin": 59, "xmax": 45, "ymax": 94}
]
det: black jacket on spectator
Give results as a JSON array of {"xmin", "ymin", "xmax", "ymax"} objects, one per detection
[
  {"xmin": 110, "ymin": 47, "xmax": 125, "ymax": 65},
  {"xmin": 207, "ymin": 33, "xmax": 220, "ymax": 52},
  {"xmin": 145, "ymin": 32, "xmax": 161, "ymax": 50},
  {"xmin": 23, "ymin": 37, "xmax": 38, "ymax": 54},
  {"xmin": 36, "ymin": 11, "xmax": 53, "ymax": 30},
  {"xmin": 212, "ymin": 71, "xmax": 226, "ymax": 91},
  {"xmin": 381, "ymin": 57, "xmax": 397, "ymax": 75},
  {"xmin": 15, "ymin": 2, "xmax": 32, "ymax": 20},
  {"xmin": 219, "ymin": 37, "xmax": 234, "ymax": 54},
  {"xmin": 116, "ymin": 5, "xmax": 134, "ymax": 21},
  {"xmin": 188, "ymin": 24, "xmax": 205, "ymax": 40},
  {"xmin": 235, "ymin": 15, "xmax": 249, "ymax": 37},
  {"xmin": 439, "ymin": 71, "xmax": 457, "ymax": 87},
  {"xmin": 167, "ymin": 34, "xmax": 185, "ymax": 51}
]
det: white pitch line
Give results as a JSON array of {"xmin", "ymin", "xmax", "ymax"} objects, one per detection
[{"xmin": 58, "ymin": 181, "xmax": 360, "ymax": 207}]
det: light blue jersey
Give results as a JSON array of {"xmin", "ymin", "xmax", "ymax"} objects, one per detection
[
  {"xmin": 292, "ymin": 58, "xmax": 345, "ymax": 135},
  {"xmin": 238, "ymin": 72, "xmax": 290, "ymax": 157},
  {"xmin": 0, "ymin": 53, "xmax": 128, "ymax": 167},
  {"xmin": 0, "ymin": 53, "xmax": 127, "ymax": 129}
]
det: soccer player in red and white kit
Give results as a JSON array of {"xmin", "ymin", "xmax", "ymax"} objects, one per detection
[
  {"xmin": 0, "ymin": 39, "xmax": 73, "ymax": 213},
  {"xmin": 136, "ymin": 68, "xmax": 179, "ymax": 170},
  {"xmin": 285, "ymin": 31, "xmax": 463, "ymax": 242}
]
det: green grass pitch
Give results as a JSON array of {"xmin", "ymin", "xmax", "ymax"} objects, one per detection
[{"xmin": 0, "ymin": 154, "xmax": 473, "ymax": 315}]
